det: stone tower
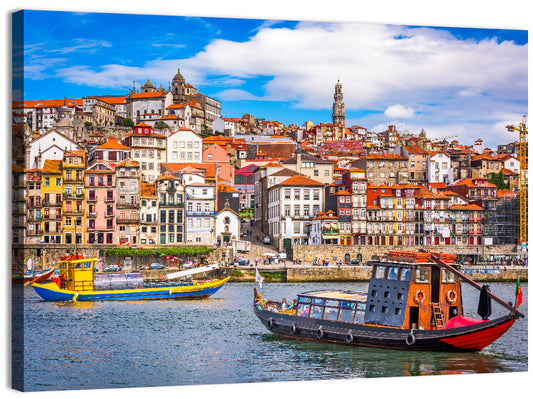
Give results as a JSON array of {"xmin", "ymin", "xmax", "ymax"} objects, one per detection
[
  {"xmin": 172, "ymin": 68, "xmax": 186, "ymax": 105},
  {"xmin": 332, "ymin": 79, "xmax": 345, "ymax": 126}
]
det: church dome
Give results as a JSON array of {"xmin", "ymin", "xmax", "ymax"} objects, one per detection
[
  {"xmin": 173, "ymin": 68, "xmax": 185, "ymax": 83},
  {"xmin": 142, "ymin": 79, "xmax": 155, "ymax": 89}
]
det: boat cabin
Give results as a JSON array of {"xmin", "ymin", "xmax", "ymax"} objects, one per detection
[
  {"xmin": 57, "ymin": 255, "xmax": 97, "ymax": 292},
  {"xmin": 365, "ymin": 251, "xmax": 462, "ymax": 330},
  {"xmin": 289, "ymin": 251, "xmax": 463, "ymax": 331},
  {"xmin": 295, "ymin": 290, "xmax": 367, "ymax": 323}
]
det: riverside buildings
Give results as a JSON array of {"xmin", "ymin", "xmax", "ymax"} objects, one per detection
[{"xmin": 13, "ymin": 80, "xmax": 525, "ymax": 256}]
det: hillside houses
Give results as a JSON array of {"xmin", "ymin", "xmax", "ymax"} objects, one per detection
[{"xmin": 13, "ymin": 82, "xmax": 525, "ymax": 253}]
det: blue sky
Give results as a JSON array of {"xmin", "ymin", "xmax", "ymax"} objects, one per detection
[{"xmin": 17, "ymin": 9, "xmax": 528, "ymax": 148}]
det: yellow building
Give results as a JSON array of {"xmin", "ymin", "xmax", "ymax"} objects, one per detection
[
  {"xmin": 62, "ymin": 150, "xmax": 86, "ymax": 245},
  {"xmin": 41, "ymin": 159, "xmax": 63, "ymax": 243}
]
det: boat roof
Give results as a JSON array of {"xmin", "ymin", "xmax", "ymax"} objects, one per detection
[{"xmin": 298, "ymin": 290, "xmax": 367, "ymax": 302}]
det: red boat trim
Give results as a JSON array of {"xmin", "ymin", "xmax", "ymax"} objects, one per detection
[{"xmin": 439, "ymin": 319, "xmax": 516, "ymax": 350}]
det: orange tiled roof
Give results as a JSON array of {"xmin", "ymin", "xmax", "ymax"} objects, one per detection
[
  {"xmin": 141, "ymin": 183, "xmax": 156, "ymax": 197},
  {"xmin": 452, "ymin": 178, "xmax": 497, "ymax": 189},
  {"xmin": 42, "ymin": 160, "xmax": 62, "ymax": 174},
  {"xmin": 275, "ymin": 175, "xmax": 323, "ymax": 187},
  {"xmin": 95, "ymin": 138, "xmax": 130, "ymax": 150},
  {"xmin": 496, "ymin": 189, "xmax": 516, "ymax": 199},
  {"xmin": 131, "ymin": 92, "xmax": 165, "ymax": 99},
  {"xmin": 404, "ymin": 145, "xmax": 427, "ymax": 154},
  {"xmin": 366, "ymin": 153, "xmax": 407, "ymax": 160}
]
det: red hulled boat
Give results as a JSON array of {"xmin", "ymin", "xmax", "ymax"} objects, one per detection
[{"xmin": 254, "ymin": 251, "xmax": 524, "ymax": 351}]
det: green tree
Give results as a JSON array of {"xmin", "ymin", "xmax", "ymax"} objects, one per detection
[
  {"xmin": 123, "ymin": 118, "xmax": 135, "ymax": 128},
  {"xmin": 488, "ymin": 171, "xmax": 509, "ymax": 190},
  {"xmin": 154, "ymin": 121, "xmax": 170, "ymax": 131}
]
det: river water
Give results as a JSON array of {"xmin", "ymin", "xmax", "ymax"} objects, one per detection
[{"xmin": 14, "ymin": 281, "xmax": 527, "ymax": 392}]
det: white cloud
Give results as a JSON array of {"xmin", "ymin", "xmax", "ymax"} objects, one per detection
[
  {"xmin": 43, "ymin": 21, "xmax": 526, "ymax": 148},
  {"xmin": 384, "ymin": 104, "xmax": 415, "ymax": 119},
  {"xmin": 215, "ymin": 89, "xmax": 263, "ymax": 101}
]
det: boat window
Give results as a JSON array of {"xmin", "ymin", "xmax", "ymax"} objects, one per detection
[
  {"xmin": 325, "ymin": 299, "xmax": 339, "ymax": 307},
  {"xmin": 339, "ymin": 308, "xmax": 356, "ymax": 323},
  {"xmin": 323, "ymin": 307, "xmax": 339, "ymax": 321},
  {"xmin": 297, "ymin": 296, "xmax": 311, "ymax": 303},
  {"xmin": 74, "ymin": 262, "xmax": 82, "ymax": 269},
  {"xmin": 310, "ymin": 305, "xmax": 324, "ymax": 319},
  {"xmin": 296, "ymin": 303, "xmax": 310, "ymax": 317},
  {"xmin": 400, "ymin": 268, "xmax": 411, "ymax": 281},
  {"xmin": 355, "ymin": 303, "xmax": 366, "ymax": 324},
  {"xmin": 83, "ymin": 262, "xmax": 92, "ymax": 269},
  {"xmin": 312, "ymin": 298, "xmax": 324, "ymax": 305},
  {"xmin": 387, "ymin": 267, "xmax": 399, "ymax": 280},
  {"xmin": 59, "ymin": 262, "xmax": 67, "ymax": 270},
  {"xmin": 375, "ymin": 266, "xmax": 386, "ymax": 279},
  {"xmin": 415, "ymin": 267, "xmax": 430, "ymax": 283},
  {"xmin": 340, "ymin": 301, "xmax": 355, "ymax": 309},
  {"xmin": 441, "ymin": 269, "xmax": 455, "ymax": 283}
]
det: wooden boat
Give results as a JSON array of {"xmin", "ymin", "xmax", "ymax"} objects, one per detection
[
  {"xmin": 32, "ymin": 255, "xmax": 230, "ymax": 301},
  {"xmin": 12, "ymin": 267, "xmax": 55, "ymax": 284},
  {"xmin": 254, "ymin": 251, "xmax": 524, "ymax": 351}
]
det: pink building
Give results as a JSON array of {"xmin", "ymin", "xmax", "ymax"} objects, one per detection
[
  {"xmin": 85, "ymin": 161, "xmax": 116, "ymax": 244},
  {"xmin": 202, "ymin": 143, "xmax": 232, "ymax": 183}
]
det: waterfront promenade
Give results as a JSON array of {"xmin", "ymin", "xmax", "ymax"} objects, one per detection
[{"xmin": 141, "ymin": 263, "xmax": 528, "ymax": 283}]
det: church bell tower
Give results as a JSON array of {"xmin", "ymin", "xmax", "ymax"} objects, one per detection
[{"xmin": 332, "ymin": 79, "xmax": 345, "ymax": 126}]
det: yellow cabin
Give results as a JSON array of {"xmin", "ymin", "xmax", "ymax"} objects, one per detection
[{"xmin": 58, "ymin": 256, "xmax": 97, "ymax": 292}]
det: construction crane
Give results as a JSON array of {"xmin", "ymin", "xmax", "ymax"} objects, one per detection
[{"xmin": 506, "ymin": 115, "xmax": 528, "ymax": 248}]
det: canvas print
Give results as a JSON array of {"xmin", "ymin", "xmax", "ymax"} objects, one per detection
[{"xmin": 11, "ymin": 9, "xmax": 527, "ymax": 393}]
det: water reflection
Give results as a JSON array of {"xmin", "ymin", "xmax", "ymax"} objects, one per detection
[
  {"xmin": 17, "ymin": 282, "xmax": 527, "ymax": 391},
  {"xmin": 265, "ymin": 334, "xmax": 524, "ymax": 378}
]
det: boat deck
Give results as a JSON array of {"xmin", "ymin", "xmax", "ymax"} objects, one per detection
[{"xmin": 300, "ymin": 290, "xmax": 367, "ymax": 302}]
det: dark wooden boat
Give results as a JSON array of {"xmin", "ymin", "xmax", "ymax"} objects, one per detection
[{"xmin": 254, "ymin": 251, "xmax": 524, "ymax": 351}]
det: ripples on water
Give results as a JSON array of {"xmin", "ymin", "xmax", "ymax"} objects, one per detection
[{"xmin": 17, "ymin": 281, "xmax": 527, "ymax": 391}]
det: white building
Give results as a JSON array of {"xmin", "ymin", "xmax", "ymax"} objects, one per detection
[
  {"xmin": 185, "ymin": 182, "xmax": 216, "ymax": 245},
  {"xmin": 266, "ymin": 174, "xmax": 324, "ymax": 248},
  {"xmin": 428, "ymin": 151, "xmax": 454, "ymax": 184},
  {"xmin": 215, "ymin": 202, "xmax": 241, "ymax": 245},
  {"xmin": 166, "ymin": 127, "xmax": 203, "ymax": 163},
  {"xmin": 25, "ymin": 129, "xmax": 80, "ymax": 169}
]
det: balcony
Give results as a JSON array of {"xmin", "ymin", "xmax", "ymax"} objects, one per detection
[
  {"xmin": 63, "ymin": 209, "xmax": 84, "ymax": 216},
  {"xmin": 41, "ymin": 201, "xmax": 61, "ymax": 207},
  {"xmin": 116, "ymin": 202, "xmax": 140, "ymax": 209},
  {"xmin": 64, "ymin": 176, "xmax": 84, "ymax": 183},
  {"xmin": 63, "ymin": 191, "xmax": 85, "ymax": 200},
  {"xmin": 117, "ymin": 217, "xmax": 139, "ymax": 224},
  {"xmin": 186, "ymin": 210, "xmax": 216, "ymax": 216}
]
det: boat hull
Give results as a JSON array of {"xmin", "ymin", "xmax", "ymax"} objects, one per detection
[
  {"xmin": 254, "ymin": 307, "xmax": 517, "ymax": 352},
  {"xmin": 32, "ymin": 277, "xmax": 230, "ymax": 302}
]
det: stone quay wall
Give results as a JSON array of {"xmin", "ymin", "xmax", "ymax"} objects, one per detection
[
  {"xmin": 230, "ymin": 265, "xmax": 527, "ymax": 283},
  {"xmin": 291, "ymin": 244, "xmax": 521, "ymax": 264},
  {"xmin": 12, "ymin": 244, "xmax": 218, "ymax": 272}
]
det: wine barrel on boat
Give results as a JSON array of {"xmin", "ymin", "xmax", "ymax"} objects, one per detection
[{"xmin": 94, "ymin": 273, "xmax": 144, "ymax": 291}]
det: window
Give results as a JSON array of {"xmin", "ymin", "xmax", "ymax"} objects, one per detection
[
  {"xmin": 415, "ymin": 267, "xmax": 430, "ymax": 283},
  {"xmin": 338, "ymin": 301, "xmax": 356, "ymax": 322},
  {"xmin": 375, "ymin": 266, "xmax": 386, "ymax": 279},
  {"xmin": 284, "ymin": 189, "xmax": 291, "ymax": 200},
  {"xmin": 387, "ymin": 267, "xmax": 399, "ymax": 280},
  {"xmin": 400, "ymin": 268, "xmax": 411, "ymax": 282}
]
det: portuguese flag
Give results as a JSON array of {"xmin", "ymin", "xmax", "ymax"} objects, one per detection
[{"xmin": 515, "ymin": 276, "xmax": 523, "ymax": 308}]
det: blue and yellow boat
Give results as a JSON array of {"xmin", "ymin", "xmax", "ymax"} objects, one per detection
[{"xmin": 32, "ymin": 255, "xmax": 230, "ymax": 302}]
